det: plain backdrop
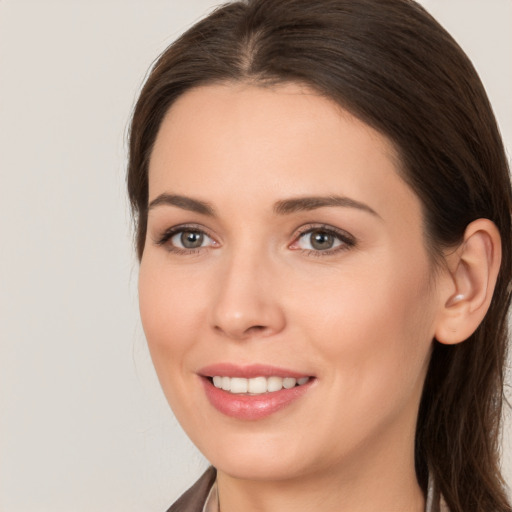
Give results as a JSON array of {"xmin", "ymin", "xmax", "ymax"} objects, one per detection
[{"xmin": 0, "ymin": 1, "xmax": 511, "ymax": 510}]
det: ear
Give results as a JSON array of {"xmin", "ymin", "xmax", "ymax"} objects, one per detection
[{"xmin": 435, "ymin": 219, "xmax": 502, "ymax": 345}]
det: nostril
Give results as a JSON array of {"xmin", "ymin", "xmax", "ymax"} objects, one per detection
[
  {"xmin": 247, "ymin": 325, "xmax": 266, "ymax": 333},
  {"xmin": 214, "ymin": 323, "xmax": 269, "ymax": 339}
]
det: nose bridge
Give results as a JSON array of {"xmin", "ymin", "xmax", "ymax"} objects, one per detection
[{"xmin": 210, "ymin": 239, "xmax": 285, "ymax": 340}]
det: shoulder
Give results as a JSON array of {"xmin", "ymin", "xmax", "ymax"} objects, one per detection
[{"xmin": 166, "ymin": 467, "xmax": 217, "ymax": 512}]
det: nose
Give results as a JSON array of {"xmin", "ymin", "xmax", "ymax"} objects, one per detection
[{"xmin": 209, "ymin": 250, "xmax": 286, "ymax": 341}]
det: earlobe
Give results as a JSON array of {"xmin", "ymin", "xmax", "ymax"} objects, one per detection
[{"xmin": 435, "ymin": 219, "xmax": 501, "ymax": 345}]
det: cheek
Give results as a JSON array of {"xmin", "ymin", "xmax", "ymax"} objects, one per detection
[
  {"xmin": 138, "ymin": 257, "xmax": 206, "ymax": 373},
  {"xmin": 295, "ymin": 253, "xmax": 436, "ymax": 408},
  {"xmin": 137, "ymin": 257, "xmax": 216, "ymax": 431}
]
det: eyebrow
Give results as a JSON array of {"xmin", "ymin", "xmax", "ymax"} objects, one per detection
[
  {"xmin": 148, "ymin": 193, "xmax": 215, "ymax": 216},
  {"xmin": 273, "ymin": 195, "xmax": 380, "ymax": 217},
  {"xmin": 148, "ymin": 193, "xmax": 380, "ymax": 218}
]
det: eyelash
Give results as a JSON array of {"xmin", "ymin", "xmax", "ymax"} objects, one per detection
[
  {"xmin": 293, "ymin": 224, "xmax": 356, "ymax": 257},
  {"xmin": 154, "ymin": 223, "xmax": 356, "ymax": 257},
  {"xmin": 155, "ymin": 224, "xmax": 215, "ymax": 256}
]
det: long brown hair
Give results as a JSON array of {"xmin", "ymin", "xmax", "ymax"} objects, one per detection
[{"xmin": 127, "ymin": 1, "xmax": 512, "ymax": 510}]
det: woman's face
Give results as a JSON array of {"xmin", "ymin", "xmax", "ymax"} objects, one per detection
[{"xmin": 139, "ymin": 82, "xmax": 444, "ymax": 482}]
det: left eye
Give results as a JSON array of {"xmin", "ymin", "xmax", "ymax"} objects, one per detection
[
  {"xmin": 170, "ymin": 229, "xmax": 214, "ymax": 249},
  {"xmin": 295, "ymin": 228, "xmax": 347, "ymax": 251}
]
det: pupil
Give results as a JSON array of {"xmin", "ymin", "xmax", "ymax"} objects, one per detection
[
  {"xmin": 311, "ymin": 231, "xmax": 333, "ymax": 250},
  {"xmin": 181, "ymin": 231, "xmax": 203, "ymax": 248}
]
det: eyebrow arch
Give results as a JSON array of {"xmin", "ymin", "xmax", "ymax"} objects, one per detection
[
  {"xmin": 274, "ymin": 195, "xmax": 380, "ymax": 218},
  {"xmin": 147, "ymin": 193, "xmax": 380, "ymax": 219},
  {"xmin": 148, "ymin": 194, "xmax": 216, "ymax": 216}
]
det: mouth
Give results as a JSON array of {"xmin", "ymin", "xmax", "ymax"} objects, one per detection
[
  {"xmin": 198, "ymin": 364, "xmax": 315, "ymax": 420},
  {"xmin": 208, "ymin": 375, "xmax": 311, "ymax": 395}
]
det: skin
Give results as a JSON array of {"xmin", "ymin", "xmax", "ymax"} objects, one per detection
[{"xmin": 139, "ymin": 82, "xmax": 463, "ymax": 512}]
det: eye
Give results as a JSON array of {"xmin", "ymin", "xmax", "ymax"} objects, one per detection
[
  {"xmin": 172, "ymin": 230, "xmax": 209, "ymax": 249},
  {"xmin": 299, "ymin": 229, "xmax": 339, "ymax": 251},
  {"xmin": 155, "ymin": 225, "xmax": 217, "ymax": 254},
  {"xmin": 290, "ymin": 225, "xmax": 355, "ymax": 255}
]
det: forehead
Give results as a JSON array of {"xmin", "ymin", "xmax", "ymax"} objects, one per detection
[
  {"xmin": 148, "ymin": 82, "xmax": 420, "ymax": 228},
  {"xmin": 151, "ymin": 82, "xmax": 397, "ymax": 166}
]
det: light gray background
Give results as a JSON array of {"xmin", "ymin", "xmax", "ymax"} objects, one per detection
[{"xmin": 0, "ymin": 1, "xmax": 510, "ymax": 510}]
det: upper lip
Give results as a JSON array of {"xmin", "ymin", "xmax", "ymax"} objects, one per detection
[{"xmin": 198, "ymin": 363, "xmax": 312, "ymax": 379}]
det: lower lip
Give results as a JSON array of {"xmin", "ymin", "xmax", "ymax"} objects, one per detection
[{"xmin": 201, "ymin": 377, "xmax": 314, "ymax": 420}]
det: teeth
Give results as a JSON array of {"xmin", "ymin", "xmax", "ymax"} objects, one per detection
[
  {"xmin": 211, "ymin": 376, "xmax": 310, "ymax": 394},
  {"xmin": 267, "ymin": 376, "xmax": 283, "ymax": 392},
  {"xmin": 230, "ymin": 377, "xmax": 248, "ymax": 394},
  {"xmin": 247, "ymin": 376, "xmax": 267, "ymax": 393},
  {"xmin": 282, "ymin": 377, "xmax": 296, "ymax": 389}
]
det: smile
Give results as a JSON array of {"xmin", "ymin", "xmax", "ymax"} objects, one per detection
[
  {"xmin": 199, "ymin": 365, "xmax": 315, "ymax": 420},
  {"xmin": 211, "ymin": 375, "xmax": 310, "ymax": 394}
]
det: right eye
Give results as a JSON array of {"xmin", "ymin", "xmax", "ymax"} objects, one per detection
[
  {"xmin": 156, "ymin": 226, "xmax": 218, "ymax": 254},
  {"xmin": 172, "ymin": 230, "xmax": 209, "ymax": 249}
]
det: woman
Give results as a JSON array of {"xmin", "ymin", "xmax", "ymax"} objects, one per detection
[{"xmin": 127, "ymin": 0, "xmax": 512, "ymax": 511}]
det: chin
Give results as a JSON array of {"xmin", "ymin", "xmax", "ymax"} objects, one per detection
[
  {"xmin": 213, "ymin": 452, "xmax": 306, "ymax": 482},
  {"xmin": 194, "ymin": 427, "xmax": 320, "ymax": 482}
]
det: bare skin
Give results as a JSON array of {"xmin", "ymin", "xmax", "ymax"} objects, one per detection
[{"xmin": 139, "ymin": 82, "xmax": 501, "ymax": 512}]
